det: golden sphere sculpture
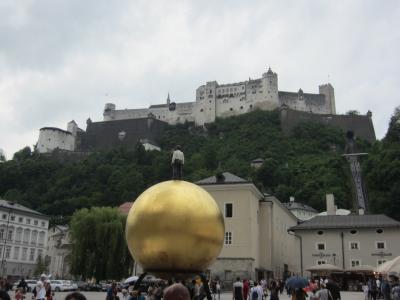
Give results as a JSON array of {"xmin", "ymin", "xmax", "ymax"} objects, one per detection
[{"xmin": 125, "ymin": 180, "xmax": 225, "ymax": 278}]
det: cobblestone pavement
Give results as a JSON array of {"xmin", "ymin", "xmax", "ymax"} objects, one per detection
[{"xmin": 50, "ymin": 290, "xmax": 364, "ymax": 300}]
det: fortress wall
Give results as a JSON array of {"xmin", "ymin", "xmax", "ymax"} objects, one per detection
[
  {"xmin": 106, "ymin": 108, "xmax": 149, "ymax": 121},
  {"xmin": 79, "ymin": 117, "xmax": 167, "ymax": 151},
  {"xmin": 278, "ymin": 92, "xmax": 331, "ymax": 114},
  {"xmin": 280, "ymin": 108, "xmax": 376, "ymax": 143}
]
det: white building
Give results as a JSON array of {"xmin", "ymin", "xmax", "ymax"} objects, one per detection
[
  {"xmin": 47, "ymin": 225, "xmax": 72, "ymax": 279},
  {"xmin": 196, "ymin": 172, "xmax": 301, "ymax": 282},
  {"xmin": 284, "ymin": 197, "xmax": 319, "ymax": 221},
  {"xmin": 0, "ymin": 199, "xmax": 49, "ymax": 279},
  {"xmin": 103, "ymin": 68, "xmax": 336, "ymax": 126}
]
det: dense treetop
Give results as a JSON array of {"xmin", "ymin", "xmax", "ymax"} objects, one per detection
[{"xmin": 1, "ymin": 108, "xmax": 399, "ymax": 221}]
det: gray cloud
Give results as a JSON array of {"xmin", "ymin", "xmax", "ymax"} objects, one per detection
[{"xmin": 1, "ymin": 0, "xmax": 400, "ymax": 158}]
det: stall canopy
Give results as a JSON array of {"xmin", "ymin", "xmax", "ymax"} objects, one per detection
[
  {"xmin": 306, "ymin": 264, "xmax": 343, "ymax": 272},
  {"xmin": 376, "ymin": 256, "xmax": 400, "ymax": 274},
  {"xmin": 346, "ymin": 265, "xmax": 375, "ymax": 273}
]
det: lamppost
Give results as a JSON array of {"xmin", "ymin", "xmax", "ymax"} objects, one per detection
[{"xmin": 0, "ymin": 201, "xmax": 15, "ymax": 277}]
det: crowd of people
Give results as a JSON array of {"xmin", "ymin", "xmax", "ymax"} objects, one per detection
[{"xmin": 0, "ymin": 273, "xmax": 400, "ymax": 300}]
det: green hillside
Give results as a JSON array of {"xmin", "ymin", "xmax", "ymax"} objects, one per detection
[{"xmin": 1, "ymin": 108, "xmax": 399, "ymax": 222}]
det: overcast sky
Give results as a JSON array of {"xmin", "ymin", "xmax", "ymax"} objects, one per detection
[{"xmin": 1, "ymin": 0, "xmax": 399, "ymax": 158}]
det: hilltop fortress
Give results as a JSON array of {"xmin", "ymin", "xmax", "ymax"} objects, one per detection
[
  {"xmin": 36, "ymin": 68, "xmax": 375, "ymax": 154},
  {"xmin": 103, "ymin": 67, "xmax": 336, "ymax": 126}
]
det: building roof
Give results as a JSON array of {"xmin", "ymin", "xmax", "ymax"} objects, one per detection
[
  {"xmin": 40, "ymin": 127, "xmax": 72, "ymax": 135},
  {"xmin": 196, "ymin": 172, "xmax": 249, "ymax": 185},
  {"xmin": 290, "ymin": 214, "xmax": 400, "ymax": 231},
  {"xmin": 0, "ymin": 199, "xmax": 48, "ymax": 218},
  {"xmin": 149, "ymin": 104, "xmax": 168, "ymax": 109},
  {"xmin": 119, "ymin": 202, "xmax": 133, "ymax": 214},
  {"xmin": 284, "ymin": 201, "xmax": 318, "ymax": 213}
]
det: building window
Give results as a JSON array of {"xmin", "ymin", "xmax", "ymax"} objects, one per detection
[
  {"xmin": 10, "ymin": 216, "xmax": 15, "ymax": 221},
  {"xmin": 41, "ymin": 222, "xmax": 46, "ymax": 227},
  {"xmin": 317, "ymin": 260, "xmax": 326, "ymax": 265},
  {"xmin": 26, "ymin": 219, "xmax": 31, "ymax": 225},
  {"xmin": 18, "ymin": 217, "xmax": 23, "ymax": 223},
  {"xmin": 34, "ymin": 220, "xmax": 38, "ymax": 226},
  {"xmin": 15, "ymin": 228, "xmax": 22, "ymax": 242},
  {"xmin": 377, "ymin": 259, "xmax": 387, "ymax": 266},
  {"xmin": 225, "ymin": 203, "xmax": 233, "ymax": 218},
  {"xmin": 225, "ymin": 270, "xmax": 232, "ymax": 281},
  {"xmin": 349, "ymin": 242, "xmax": 360, "ymax": 250},
  {"xmin": 21, "ymin": 248, "xmax": 27, "ymax": 261},
  {"xmin": 350, "ymin": 230, "xmax": 358, "ymax": 235},
  {"xmin": 31, "ymin": 231, "xmax": 38, "ymax": 245},
  {"xmin": 29, "ymin": 248, "xmax": 35, "ymax": 261},
  {"xmin": 37, "ymin": 249, "xmax": 43, "ymax": 259},
  {"xmin": 23, "ymin": 229, "xmax": 30, "ymax": 244},
  {"xmin": 225, "ymin": 232, "xmax": 232, "ymax": 245},
  {"xmin": 351, "ymin": 260, "xmax": 361, "ymax": 267},
  {"xmin": 7, "ymin": 229, "xmax": 13, "ymax": 241},
  {"xmin": 38, "ymin": 231, "xmax": 45, "ymax": 246},
  {"xmin": 0, "ymin": 228, "xmax": 4, "ymax": 240},
  {"xmin": 2, "ymin": 214, "xmax": 6, "ymax": 220},
  {"xmin": 240, "ymin": 106, "xmax": 243, "ymax": 109},
  {"xmin": 229, "ymin": 108, "xmax": 233, "ymax": 111},
  {"xmin": 316, "ymin": 243, "xmax": 326, "ymax": 251},
  {"xmin": 13, "ymin": 247, "xmax": 20, "ymax": 260},
  {"xmin": 376, "ymin": 241, "xmax": 386, "ymax": 249},
  {"xmin": 5, "ymin": 246, "xmax": 11, "ymax": 259},
  {"xmin": 317, "ymin": 230, "xmax": 324, "ymax": 235},
  {"xmin": 376, "ymin": 229, "xmax": 384, "ymax": 234}
]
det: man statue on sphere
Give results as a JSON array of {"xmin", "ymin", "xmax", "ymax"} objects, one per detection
[{"xmin": 171, "ymin": 145, "xmax": 184, "ymax": 180}]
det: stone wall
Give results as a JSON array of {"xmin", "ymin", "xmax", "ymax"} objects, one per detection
[
  {"xmin": 79, "ymin": 117, "xmax": 167, "ymax": 151},
  {"xmin": 280, "ymin": 107, "xmax": 376, "ymax": 143}
]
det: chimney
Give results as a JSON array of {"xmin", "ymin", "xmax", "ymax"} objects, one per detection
[
  {"xmin": 326, "ymin": 194, "xmax": 336, "ymax": 216},
  {"xmin": 290, "ymin": 196, "xmax": 295, "ymax": 203}
]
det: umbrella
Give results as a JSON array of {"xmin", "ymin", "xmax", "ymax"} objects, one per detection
[
  {"xmin": 376, "ymin": 256, "xmax": 400, "ymax": 274},
  {"xmin": 124, "ymin": 276, "xmax": 139, "ymax": 284},
  {"xmin": 285, "ymin": 276, "xmax": 309, "ymax": 289}
]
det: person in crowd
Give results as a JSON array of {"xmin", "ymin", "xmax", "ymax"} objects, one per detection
[
  {"xmin": 362, "ymin": 282, "xmax": 369, "ymax": 300},
  {"xmin": 171, "ymin": 145, "xmax": 184, "ymax": 180},
  {"xmin": 0, "ymin": 290, "xmax": 11, "ymax": 300},
  {"xmin": 293, "ymin": 288, "xmax": 308, "ymax": 300},
  {"xmin": 17, "ymin": 279, "xmax": 28, "ymax": 294},
  {"xmin": 370, "ymin": 279, "xmax": 378, "ymax": 300},
  {"xmin": 376, "ymin": 277, "xmax": 381, "ymax": 300},
  {"xmin": 163, "ymin": 283, "xmax": 190, "ymax": 300},
  {"xmin": 215, "ymin": 281, "xmax": 221, "ymax": 300},
  {"xmin": 309, "ymin": 289, "xmax": 319, "ymax": 300},
  {"xmin": 316, "ymin": 284, "xmax": 331, "ymax": 300},
  {"xmin": 188, "ymin": 280, "xmax": 196, "ymax": 300},
  {"xmin": 326, "ymin": 279, "xmax": 340, "ymax": 300},
  {"xmin": 390, "ymin": 273, "xmax": 400, "ymax": 300},
  {"xmin": 106, "ymin": 282, "xmax": 118, "ymax": 300},
  {"xmin": 242, "ymin": 279, "xmax": 249, "ymax": 300},
  {"xmin": 233, "ymin": 277, "xmax": 243, "ymax": 300},
  {"xmin": 153, "ymin": 284, "xmax": 162, "ymax": 300},
  {"xmin": 44, "ymin": 281, "xmax": 52, "ymax": 300},
  {"xmin": 121, "ymin": 289, "xmax": 129, "ymax": 300},
  {"xmin": 249, "ymin": 282, "xmax": 263, "ymax": 300},
  {"xmin": 381, "ymin": 276, "xmax": 391, "ymax": 300},
  {"xmin": 269, "ymin": 281, "xmax": 279, "ymax": 300},
  {"xmin": 33, "ymin": 274, "xmax": 47, "ymax": 300},
  {"xmin": 279, "ymin": 280, "xmax": 285, "ymax": 295},
  {"xmin": 64, "ymin": 293, "xmax": 86, "ymax": 300},
  {"xmin": 15, "ymin": 288, "xmax": 24, "ymax": 300}
]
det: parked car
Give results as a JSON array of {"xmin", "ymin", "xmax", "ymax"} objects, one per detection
[
  {"xmin": 50, "ymin": 280, "xmax": 75, "ymax": 292},
  {"xmin": 84, "ymin": 283, "xmax": 102, "ymax": 291},
  {"xmin": 13, "ymin": 280, "xmax": 37, "ymax": 292}
]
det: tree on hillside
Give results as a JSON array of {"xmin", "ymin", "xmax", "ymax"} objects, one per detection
[
  {"xmin": 385, "ymin": 106, "xmax": 400, "ymax": 143},
  {"xmin": 70, "ymin": 207, "xmax": 132, "ymax": 280},
  {"xmin": 0, "ymin": 149, "xmax": 5, "ymax": 162}
]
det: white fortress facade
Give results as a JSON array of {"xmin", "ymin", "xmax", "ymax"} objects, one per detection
[{"xmin": 103, "ymin": 67, "xmax": 336, "ymax": 126}]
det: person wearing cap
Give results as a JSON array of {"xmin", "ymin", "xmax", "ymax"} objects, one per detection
[
  {"xmin": 390, "ymin": 272, "xmax": 400, "ymax": 300},
  {"xmin": 171, "ymin": 145, "xmax": 184, "ymax": 180}
]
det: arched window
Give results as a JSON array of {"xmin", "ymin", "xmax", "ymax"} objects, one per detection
[
  {"xmin": 38, "ymin": 232, "xmax": 45, "ymax": 246},
  {"xmin": 31, "ymin": 230, "xmax": 38, "ymax": 245},
  {"xmin": 15, "ymin": 228, "xmax": 23, "ymax": 242},
  {"xmin": 23, "ymin": 229, "xmax": 31, "ymax": 244}
]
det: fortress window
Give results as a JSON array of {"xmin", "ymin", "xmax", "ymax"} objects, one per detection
[
  {"xmin": 250, "ymin": 105, "xmax": 253, "ymax": 108},
  {"xmin": 200, "ymin": 109, "xmax": 204, "ymax": 112},
  {"xmin": 240, "ymin": 106, "xmax": 243, "ymax": 109},
  {"xmin": 230, "ymin": 108, "xmax": 233, "ymax": 111}
]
